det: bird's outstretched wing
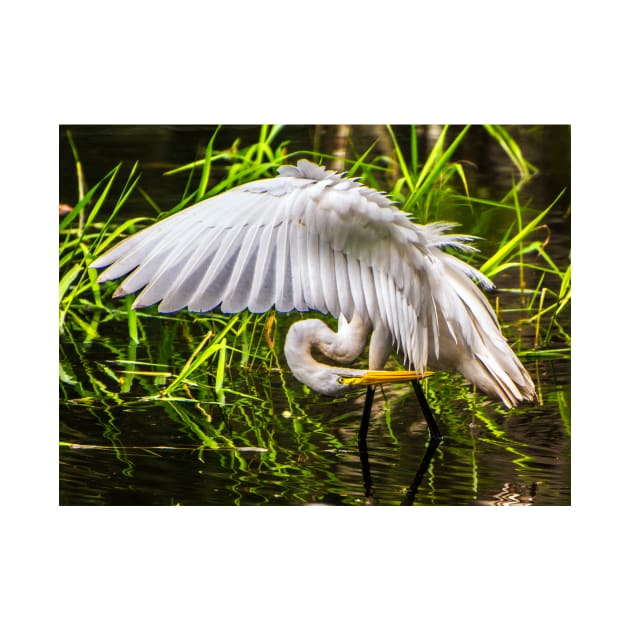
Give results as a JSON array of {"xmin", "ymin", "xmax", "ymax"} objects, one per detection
[{"xmin": 91, "ymin": 160, "xmax": 513, "ymax": 387}]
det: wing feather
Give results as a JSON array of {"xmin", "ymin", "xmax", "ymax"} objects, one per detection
[
  {"xmin": 290, "ymin": 221, "xmax": 309, "ymax": 312},
  {"xmin": 186, "ymin": 225, "xmax": 247, "ymax": 312},
  {"xmin": 246, "ymin": 222, "xmax": 279, "ymax": 313},
  {"xmin": 274, "ymin": 217, "xmax": 293, "ymax": 312},
  {"xmin": 157, "ymin": 229, "xmax": 226, "ymax": 312},
  {"xmin": 318, "ymin": 231, "xmax": 339, "ymax": 315},
  {"xmin": 333, "ymin": 250, "xmax": 353, "ymax": 320},
  {"xmin": 306, "ymin": 229, "xmax": 326, "ymax": 312}
]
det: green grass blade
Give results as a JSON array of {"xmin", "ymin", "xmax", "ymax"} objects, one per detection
[
  {"xmin": 162, "ymin": 315, "xmax": 240, "ymax": 394},
  {"xmin": 484, "ymin": 125, "xmax": 537, "ymax": 180},
  {"xmin": 386, "ymin": 124, "xmax": 413, "ymax": 190},
  {"xmin": 480, "ymin": 189, "xmax": 565, "ymax": 278},
  {"xmin": 215, "ymin": 338, "xmax": 227, "ymax": 399},
  {"xmin": 196, "ymin": 127, "xmax": 221, "ymax": 201},
  {"xmin": 406, "ymin": 125, "xmax": 470, "ymax": 212},
  {"xmin": 59, "ymin": 264, "xmax": 82, "ymax": 304}
]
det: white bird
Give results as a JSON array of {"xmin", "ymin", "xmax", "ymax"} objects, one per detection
[{"xmin": 91, "ymin": 159, "xmax": 536, "ymax": 440}]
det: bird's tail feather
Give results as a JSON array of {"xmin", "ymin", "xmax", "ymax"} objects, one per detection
[{"xmin": 433, "ymin": 256, "xmax": 536, "ymax": 408}]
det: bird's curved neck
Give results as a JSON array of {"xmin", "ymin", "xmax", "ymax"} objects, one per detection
[{"xmin": 283, "ymin": 315, "xmax": 370, "ymax": 396}]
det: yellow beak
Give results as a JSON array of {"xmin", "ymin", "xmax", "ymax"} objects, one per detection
[{"xmin": 339, "ymin": 370, "xmax": 433, "ymax": 387}]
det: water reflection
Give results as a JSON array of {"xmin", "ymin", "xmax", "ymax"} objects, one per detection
[
  {"xmin": 360, "ymin": 436, "xmax": 443, "ymax": 506},
  {"xmin": 401, "ymin": 438, "xmax": 443, "ymax": 505},
  {"xmin": 358, "ymin": 380, "xmax": 444, "ymax": 505}
]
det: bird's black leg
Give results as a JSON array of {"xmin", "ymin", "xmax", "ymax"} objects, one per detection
[
  {"xmin": 358, "ymin": 385, "xmax": 376, "ymax": 451},
  {"xmin": 358, "ymin": 441, "xmax": 374, "ymax": 501},
  {"xmin": 358, "ymin": 385, "xmax": 376, "ymax": 501},
  {"xmin": 401, "ymin": 437, "xmax": 442, "ymax": 505},
  {"xmin": 411, "ymin": 380, "xmax": 442, "ymax": 441}
]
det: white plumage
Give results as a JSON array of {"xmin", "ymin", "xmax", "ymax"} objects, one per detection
[{"xmin": 91, "ymin": 159, "xmax": 536, "ymax": 407}]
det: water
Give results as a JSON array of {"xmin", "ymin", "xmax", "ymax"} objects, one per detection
[
  {"xmin": 59, "ymin": 376, "xmax": 570, "ymax": 505},
  {"xmin": 59, "ymin": 125, "xmax": 570, "ymax": 506},
  {"xmin": 60, "ymin": 322, "xmax": 570, "ymax": 505}
]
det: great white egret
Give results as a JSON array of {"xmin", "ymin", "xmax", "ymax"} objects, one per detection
[{"xmin": 91, "ymin": 159, "xmax": 536, "ymax": 442}]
